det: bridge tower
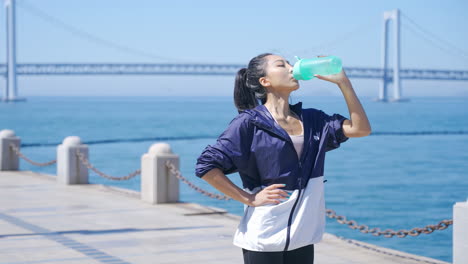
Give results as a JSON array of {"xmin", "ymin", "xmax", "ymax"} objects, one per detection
[
  {"xmin": 377, "ymin": 9, "xmax": 409, "ymax": 102},
  {"xmin": 2, "ymin": 0, "xmax": 24, "ymax": 102}
]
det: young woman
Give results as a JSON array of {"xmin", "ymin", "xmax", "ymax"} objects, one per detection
[{"xmin": 195, "ymin": 53, "xmax": 371, "ymax": 264}]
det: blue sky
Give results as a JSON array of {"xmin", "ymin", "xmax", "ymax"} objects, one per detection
[{"xmin": 1, "ymin": 0, "xmax": 467, "ymax": 97}]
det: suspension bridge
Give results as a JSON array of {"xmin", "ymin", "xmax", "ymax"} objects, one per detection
[{"xmin": 1, "ymin": 1, "xmax": 467, "ymax": 103}]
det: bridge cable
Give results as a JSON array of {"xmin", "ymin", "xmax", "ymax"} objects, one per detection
[
  {"xmin": 16, "ymin": 0, "xmax": 184, "ymax": 63},
  {"xmin": 401, "ymin": 11, "xmax": 468, "ymax": 63},
  {"xmin": 278, "ymin": 20, "xmax": 379, "ymax": 59},
  {"xmin": 401, "ymin": 23, "xmax": 468, "ymax": 65},
  {"xmin": 401, "ymin": 11, "xmax": 468, "ymax": 58}
]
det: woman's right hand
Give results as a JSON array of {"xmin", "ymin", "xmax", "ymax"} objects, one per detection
[{"xmin": 247, "ymin": 184, "xmax": 290, "ymax": 206}]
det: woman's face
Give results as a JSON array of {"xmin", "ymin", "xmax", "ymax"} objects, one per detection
[{"xmin": 259, "ymin": 55, "xmax": 299, "ymax": 93}]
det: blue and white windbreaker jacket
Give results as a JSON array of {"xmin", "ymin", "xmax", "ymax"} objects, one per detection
[{"xmin": 195, "ymin": 101, "xmax": 349, "ymax": 252}]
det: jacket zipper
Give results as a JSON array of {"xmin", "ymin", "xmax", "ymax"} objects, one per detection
[
  {"xmin": 284, "ymin": 175, "xmax": 303, "ymax": 251},
  {"xmin": 251, "ymin": 108, "xmax": 307, "ymax": 251}
]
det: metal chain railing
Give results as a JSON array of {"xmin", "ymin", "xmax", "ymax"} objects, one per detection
[
  {"xmin": 326, "ymin": 209, "xmax": 453, "ymax": 238},
  {"xmin": 165, "ymin": 160, "xmax": 453, "ymax": 238},
  {"xmin": 9, "ymin": 143, "xmax": 57, "ymax": 167},
  {"xmin": 75, "ymin": 149, "xmax": 140, "ymax": 181},
  {"xmin": 337, "ymin": 236, "xmax": 445, "ymax": 264},
  {"xmin": 165, "ymin": 160, "xmax": 232, "ymax": 200}
]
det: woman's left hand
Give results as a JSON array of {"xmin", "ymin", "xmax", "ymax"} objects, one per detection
[{"xmin": 314, "ymin": 55, "xmax": 351, "ymax": 86}]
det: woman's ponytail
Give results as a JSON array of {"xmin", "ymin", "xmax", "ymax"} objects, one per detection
[
  {"xmin": 233, "ymin": 53, "xmax": 271, "ymax": 113},
  {"xmin": 234, "ymin": 68, "xmax": 258, "ymax": 113}
]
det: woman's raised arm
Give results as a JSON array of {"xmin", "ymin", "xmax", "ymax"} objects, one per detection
[{"xmin": 314, "ymin": 68, "xmax": 372, "ymax": 138}]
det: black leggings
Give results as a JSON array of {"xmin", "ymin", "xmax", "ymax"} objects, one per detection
[{"xmin": 242, "ymin": 244, "xmax": 314, "ymax": 264}]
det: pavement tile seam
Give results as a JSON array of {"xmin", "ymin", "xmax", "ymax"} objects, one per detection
[
  {"xmin": 0, "ymin": 256, "xmax": 101, "ymax": 264},
  {"xmin": 0, "ymin": 212, "xmax": 133, "ymax": 264},
  {"xmin": 8, "ymin": 224, "xmax": 229, "ymax": 239},
  {"xmin": 16, "ymin": 208, "xmax": 149, "ymax": 219}
]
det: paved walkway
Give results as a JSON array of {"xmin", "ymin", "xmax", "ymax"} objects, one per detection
[{"xmin": 0, "ymin": 171, "xmax": 448, "ymax": 264}]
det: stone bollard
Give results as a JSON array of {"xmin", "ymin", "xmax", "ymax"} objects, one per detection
[
  {"xmin": 57, "ymin": 136, "xmax": 89, "ymax": 184},
  {"xmin": 454, "ymin": 200, "xmax": 468, "ymax": 264},
  {"xmin": 141, "ymin": 143, "xmax": 180, "ymax": 204},
  {"xmin": 0, "ymin": 129, "xmax": 20, "ymax": 171}
]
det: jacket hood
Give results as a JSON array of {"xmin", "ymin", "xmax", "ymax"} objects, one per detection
[
  {"xmin": 241, "ymin": 102, "xmax": 303, "ymax": 143},
  {"xmin": 243, "ymin": 101, "xmax": 303, "ymax": 128}
]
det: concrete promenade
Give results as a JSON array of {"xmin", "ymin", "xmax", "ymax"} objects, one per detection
[{"xmin": 0, "ymin": 170, "xmax": 449, "ymax": 264}]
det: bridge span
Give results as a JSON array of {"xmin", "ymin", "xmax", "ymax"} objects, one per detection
[{"xmin": 1, "ymin": 63, "xmax": 467, "ymax": 81}]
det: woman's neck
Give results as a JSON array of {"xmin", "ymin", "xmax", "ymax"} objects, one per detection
[{"xmin": 264, "ymin": 92, "xmax": 291, "ymax": 120}]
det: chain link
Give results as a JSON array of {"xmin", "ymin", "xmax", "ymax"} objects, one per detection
[
  {"xmin": 75, "ymin": 149, "xmax": 140, "ymax": 181},
  {"xmin": 9, "ymin": 144, "xmax": 57, "ymax": 167},
  {"xmin": 337, "ymin": 236, "xmax": 446, "ymax": 264},
  {"xmin": 326, "ymin": 209, "xmax": 453, "ymax": 238},
  {"xmin": 165, "ymin": 160, "xmax": 232, "ymax": 201}
]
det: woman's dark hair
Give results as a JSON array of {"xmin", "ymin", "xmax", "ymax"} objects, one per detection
[{"xmin": 234, "ymin": 53, "xmax": 272, "ymax": 113}]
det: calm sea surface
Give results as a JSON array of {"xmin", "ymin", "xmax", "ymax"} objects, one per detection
[{"xmin": 2, "ymin": 95, "xmax": 467, "ymax": 262}]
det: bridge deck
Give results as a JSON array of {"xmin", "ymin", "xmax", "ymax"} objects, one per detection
[
  {"xmin": 0, "ymin": 170, "xmax": 448, "ymax": 264},
  {"xmin": 1, "ymin": 64, "xmax": 467, "ymax": 80}
]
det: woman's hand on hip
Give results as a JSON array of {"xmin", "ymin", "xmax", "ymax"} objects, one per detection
[{"xmin": 248, "ymin": 184, "xmax": 290, "ymax": 206}]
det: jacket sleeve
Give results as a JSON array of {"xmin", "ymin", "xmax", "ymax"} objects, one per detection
[
  {"xmin": 195, "ymin": 114, "xmax": 253, "ymax": 179},
  {"xmin": 318, "ymin": 110, "xmax": 350, "ymax": 152}
]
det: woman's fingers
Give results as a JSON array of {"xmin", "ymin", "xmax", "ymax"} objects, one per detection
[
  {"xmin": 257, "ymin": 184, "xmax": 292, "ymax": 205},
  {"xmin": 264, "ymin": 184, "xmax": 290, "ymax": 196},
  {"xmin": 266, "ymin": 184, "xmax": 286, "ymax": 190},
  {"xmin": 314, "ymin": 74, "xmax": 333, "ymax": 82},
  {"xmin": 265, "ymin": 184, "xmax": 287, "ymax": 191},
  {"xmin": 268, "ymin": 194, "xmax": 287, "ymax": 199},
  {"xmin": 269, "ymin": 189, "xmax": 289, "ymax": 197},
  {"xmin": 314, "ymin": 74, "xmax": 325, "ymax": 79}
]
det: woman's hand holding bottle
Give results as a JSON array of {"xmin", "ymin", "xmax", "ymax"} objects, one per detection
[{"xmin": 313, "ymin": 55, "xmax": 351, "ymax": 85}]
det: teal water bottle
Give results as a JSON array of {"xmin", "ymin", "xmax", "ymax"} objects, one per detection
[{"xmin": 292, "ymin": 56, "xmax": 342, "ymax": 80}]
